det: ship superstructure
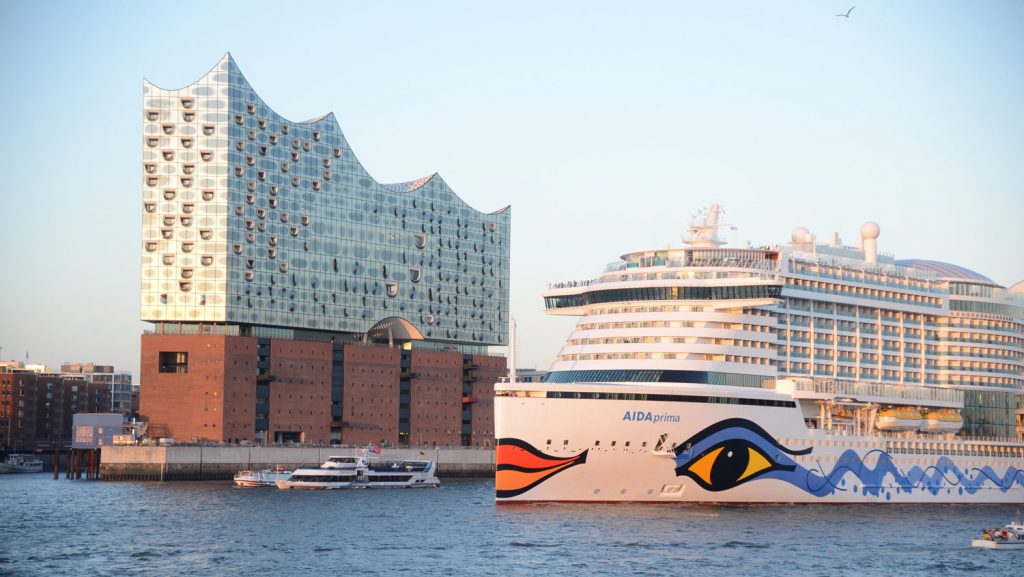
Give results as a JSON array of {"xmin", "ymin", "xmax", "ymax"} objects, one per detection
[{"xmin": 495, "ymin": 204, "xmax": 1024, "ymax": 502}]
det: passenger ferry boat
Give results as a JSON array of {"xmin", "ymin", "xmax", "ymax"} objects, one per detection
[
  {"xmin": 276, "ymin": 453, "xmax": 440, "ymax": 490},
  {"xmin": 972, "ymin": 520, "xmax": 1024, "ymax": 550},
  {"xmin": 495, "ymin": 204, "xmax": 1024, "ymax": 503},
  {"xmin": 234, "ymin": 467, "xmax": 293, "ymax": 487}
]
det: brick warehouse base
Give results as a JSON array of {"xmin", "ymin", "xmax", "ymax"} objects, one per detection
[{"xmin": 140, "ymin": 334, "xmax": 504, "ymax": 447}]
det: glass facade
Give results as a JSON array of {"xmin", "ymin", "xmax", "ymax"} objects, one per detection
[{"xmin": 142, "ymin": 55, "xmax": 510, "ymax": 346}]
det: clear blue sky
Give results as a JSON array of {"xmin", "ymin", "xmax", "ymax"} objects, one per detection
[{"xmin": 1, "ymin": 1, "xmax": 1022, "ymax": 378}]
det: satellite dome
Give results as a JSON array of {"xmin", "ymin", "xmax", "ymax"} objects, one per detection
[
  {"xmin": 791, "ymin": 227, "xmax": 811, "ymax": 243},
  {"xmin": 860, "ymin": 221, "xmax": 880, "ymax": 239}
]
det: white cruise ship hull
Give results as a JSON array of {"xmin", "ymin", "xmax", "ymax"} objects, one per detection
[{"xmin": 495, "ymin": 382, "xmax": 1024, "ymax": 504}]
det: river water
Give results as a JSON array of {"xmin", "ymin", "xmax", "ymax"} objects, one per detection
[{"xmin": 1, "ymin": 473, "xmax": 1020, "ymax": 576}]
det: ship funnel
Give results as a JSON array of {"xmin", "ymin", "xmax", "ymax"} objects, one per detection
[{"xmin": 861, "ymin": 221, "xmax": 880, "ymax": 264}]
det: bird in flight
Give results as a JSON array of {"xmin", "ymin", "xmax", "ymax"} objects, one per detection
[{"xmin": 836, "ymin": 6, "xmax": 855, "ymax": 17}]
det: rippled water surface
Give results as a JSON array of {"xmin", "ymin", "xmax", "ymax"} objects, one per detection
[{"xmin": 1, "ymin": 473, "xmax": 1021, "ymax": 576}]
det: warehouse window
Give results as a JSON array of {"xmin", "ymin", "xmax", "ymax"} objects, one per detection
[{"xmin": 158, "ymin": 352, "xmax": 189, "ymax": 374}]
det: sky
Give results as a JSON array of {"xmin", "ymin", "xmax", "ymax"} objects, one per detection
[{"xmin": 0, "ymin": 1, "xmax": 1022, "ymax": 379}]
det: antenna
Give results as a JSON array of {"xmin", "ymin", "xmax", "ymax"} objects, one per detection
[
  {"xmin": 683, "ymin": 203, "xmax": 735, "ymax": 247},
  {"xmin": 508, "ymin": 316, "xmax": 517, "ymax": 383}
]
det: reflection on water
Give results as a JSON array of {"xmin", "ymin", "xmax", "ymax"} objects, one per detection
[{"xmin": 1, "ymin": 474, "xmax": 1019, "ymax": 576}]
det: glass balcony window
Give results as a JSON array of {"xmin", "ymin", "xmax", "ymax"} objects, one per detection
[
  {"xmin": 235, "ymin": 205, "xmax": 244, "ymax": 215},
  {"xmin": 201, "ymin": 189, "xmax": 214, "ymax": 201},
  {"xmin": 244, "ymin": 270, "xmax": 254, "ymax": 281},
  {"xmin": 282, "ymin": 124, "xmax": 290, "ymax": 134},
  {"xmin": 146, "ymin": 110, "xmax": 159, "ymax": 121},
  {"xmin": 246, "ymin": 103, "xmax": 256, "ymax": 114},
  {"xmin": 145, "ymin": 163, "xmax": 157, "ymax": 174},
  {"xmin": 410, "ymin": 268, "xmax": 421, "ymax": 283},
  {"xmin": 161, "ymin": 228, "xmax": 173, "ymax": 239},
  {"xmin": 144, "ymin": 202, "xmax": 157, "ymax": 213},
  {"xmin": 281, "ymin": 162, "xmax": 290, "ymax": 173},
  {"xmin": 280, "ymin": 212, "xmax": 289, "ymax": 223},
  {"xmin": 181, "ymin": 242, "xmax": 194, "ymax": 253},
  {"xmin": 180, "ymin": 137, "xmax": 193, "ymax": 148},
  {"xmin": 333, "ymin": 147, "xmax": 342, "ymax": 158},
  {"xmin": 202, "ymin": 124, "xmax": 215, "ymax": 136},
  {"xmin": 302, "ymin": 141, "xmax": 311, "ymax": 152},
  {"xmin": 180, "ymin": 97, "xmax": 193, "ymax": 110},
  {"xmin": 180, "ymin": 176, "xmax": 193, "ymax": 187},
  {"xmin": 279, "ymin": 262, "xmax": 289, "ymax": 273},
  {"xmin": 245, "ymin": 156, "xmax": 255, "ymax": 168},
  {"xmin": 201, "ymin": 255, "xmax": 213, "ymax": 266},
  {"xmin": 144, "ymin": 242, "xmax": 158, "ymax": 252},
  {"xmin": 182, "ymin": 111, "xmax": 195, "ymax": 122},
  {"xmin": 247, "ymin": 181, "xmax": 256, "ymax": 192},
  {"xmin": 246, "ymin": 232, "xmax": 256, "ymax": 243},
  {"xmin": 200, "ymin": 150, "xmax": 213, "ymax": 162},
  {"xmin": 268, "ymin": 248, "xmax": 277, "ymax": 259},
  {"xmin": 235, "ymin": 114, "xmax": 244, "ymax": 125},
  {"xmin": 146, "ymin": 176, "xmax": 159, "ymax": 187},
  {"xmin": 245, "ymin": 219, "xmax": 255, "ymax": 230},
  {"xmin": 289, "ymin": 226, "xmax": 299, "ymax": 237},
  {"xmin": 259, "ymin": 145, "xmax": 267, "ymax": 156},
  {"xmin": 269, "ymin": 134, "xmax": 279, "ymax": 145},
  {"xmin": 163, "ymin": 190, "xmax": 176, "ymax": 200},
  {"xmin": 199, "ymin": 229, "xmax": 212, "ymax": 240},
  {"xmin": 233, "ymin": 244, "xmax": 243, "ymax": 255},
  {"xmin": 163, "ymin": 216, "xmax": 175, "ymax": 226},
  {"xmin": 312, "ymin": 180, "xmax": 321, "ymax": 191},
  {"xmin": 181, "ymin": 268, "xmax": 194, "ymax": 279},
  {"xmin": 182, "ymin": 163, "xmax": 195, "ymax": 175},
  {"xmin": 245, "ymin": 258, "xmax": 255, "ymax": 269},
  {"xmin": 179, "ymin": 216, "xmax": 192, "ymax": 226},
  {"xmin": 256, "ymin": 208, "xmax": 266, "ymax": 219},
  {"xmin": 248, "ymin": 129, "xmax": 256, "ymax": 140},
  {"xmin": 234, "ymin": 166, "xmax": 244, "ymax": 176},
  {"xmin": 300, "ymin": 215, "xmax": 310, "ymax": 225},
  {"xmin": 291, "ymin": 151, "xmax": 300, "ymax": 161},
  {"xmin": 322, "ymin": 158, "xmax": 331, "ymax": 168},
  {"xmin": 386, "ymin": 282, "xmax": 398, "ymax": 297},
  {"xmin": 257, "ymin": 119, "xmax": 267, "ymax": 129},
  {"xmin": 257, "ymin": 221, "xmax": 267, "ymax": 232},
  {"xmin": 146, "ymin": 137, "xmax": 159, "ymax": 147},
  {"xmin": 269, "ymin": 186, "xmax": 279, "ymax": 196},
  {"xmin": 162, "ymin": 150, "xmax": 174, "ymax": 161},
  {"xmin": 162, "ymin": 124, "xmax": 174, "ymax": 135},
  {"xmin": 257, "ymin": 170, "xmax": 266, "ymax": 181},
  {"xmin": 291, "ymin": 176, "xmax": 300, "ymax": 187},
  {"xmin": 414, "ymin": 234, "xmax": 427, "ymax": 249},
  {"xmin": 268, "ymin": 198, "xmax": 278, "ymax": 208},
  {"xmin": 324, "ymin": 170, "xmax": 332, "ymax": 180},
  {"xmin": 291, "ymin": 139, "xmax": 300, "ymax": 150},
  {"xmin": 235, "ymin": 141, "xmax": 245, "ymax": 152},
  {"xmin": 312, "ymin": 131, "xmax": 321, "ymax": 141},
  {"xmin": 269, "ymin": 235, "xmax": 278, "ymax": 247},
  {"xmin": 163, "ymin": 254, "xmax": 175, "ymax": 265}
]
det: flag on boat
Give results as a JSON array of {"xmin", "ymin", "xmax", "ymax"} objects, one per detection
[{"xmin": 367, "ymin": 443, "xmax": 381, "ymax": 455}]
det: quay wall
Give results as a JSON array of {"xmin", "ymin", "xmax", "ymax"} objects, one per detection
[{"xmin": 99, "ymin": 446, "xmax": 495, "ymax": 481}]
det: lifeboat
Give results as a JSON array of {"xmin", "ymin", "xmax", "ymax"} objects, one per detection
[
  {"xmin": 922, "ymin": 409, "xmax": 963, "ymax": 433},
  {"xmin": 876, "ymin": 407, "xmax": 922, "ymax": 431}
]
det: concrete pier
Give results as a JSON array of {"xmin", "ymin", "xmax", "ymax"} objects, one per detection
[{"xmin": 100, "ymin": 446, "xmax": 495, "ymax": 481}]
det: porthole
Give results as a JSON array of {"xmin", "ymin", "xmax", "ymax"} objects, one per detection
[
  {"xmin": 199, "ymin": 229, "xmax": 212, "ymax": 240},
  {"xmin": 163, "ymin": 254, "xmax": 176, "ymax": 265},
  {"xmin": 180, "ymin": 138, "xmax": 193, "ymax": 148},
  {"xmin": 182, "ymin": 111, "xmax": 195, "ymax": 122},
  {"xmin": 162, "ymin": 150, "xmax": 174, "ymax": 161},
  {"xmin": 180, "ymin": 98, "xmax": 194, "ymax": 110},
  {"xmin": 146, "ymin": 110, "xmax": 159, "ymax": 121},
  {"xmin": 163, "ymin": 190, "xmax": 176, "ymax": 201},
  {"xmin": 202, "ymin": 124, "xmax": 215, "ymax": 136},
  {"xmin": 200, "ymin": 150, "xmax": 213, "ymax": 162},
  {"xmin": 202, "ymin": 189, "xmax": 214, "ymax": 201},
  {"xmin": 181, "ymin": 242, "xmax": 194, "ymax": 253},
  {"xmin": 146, "ymin": 137, "xmax": 159, "ymax": 147},
  {"xmin": 162, "ymin": 124, "xmax": 174, "ymax": 135},
  {"xmin": 144, "ymin": 242, "xmax": 158, "ymax": 252},
  {"xmin": 143, "ymin": 202, "xmax": 157, "ymax": 213}
]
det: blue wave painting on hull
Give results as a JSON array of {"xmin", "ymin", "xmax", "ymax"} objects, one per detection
[{"xmin": 673, "ymin": 419, "xmax": 1024, "ymax": 497}]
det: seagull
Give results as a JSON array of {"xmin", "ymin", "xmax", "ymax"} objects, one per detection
[{"xmin": 836, "ymin": 6, "xmax": 855, "ymax": 17}]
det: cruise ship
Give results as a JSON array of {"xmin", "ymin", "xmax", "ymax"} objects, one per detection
[{"xmin": 495, "ymin": 205, "xmax": 1024, "ymax": 503}]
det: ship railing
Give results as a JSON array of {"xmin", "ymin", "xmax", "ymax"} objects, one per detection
[
  {"xmin": 811, "ymin": 428, "xmax": 1024, "ymax": 445},
  {"xmin": 781, "ymin": 378, "xmax": 962, "ymax": 404}
]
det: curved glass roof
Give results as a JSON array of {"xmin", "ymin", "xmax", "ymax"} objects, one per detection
[{"xmin": 896, "ymin": 259, "xmax": 995, "ymax": 284}]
